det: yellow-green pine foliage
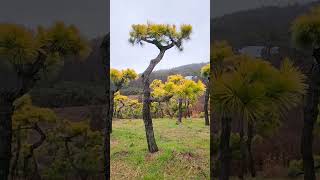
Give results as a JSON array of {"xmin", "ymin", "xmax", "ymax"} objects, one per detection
[
  {"xmin": 212, "ymin": 55, "xmax": 306, "ymax": 123},
  {"xmin": 201, "ymin": 64, "xmax": 210, "ymax": 78},
  {"xmin": 211, "ymin": 41, "xmax": 234, "ymax": 78},
  {"xmin": 129, "ymin": 23, "xmax": 192, "ymax": 50},
  {"xmin": 13, "ymin": 95, "xmax": 57, "ymax": 127},
  {"xmin": 151, "ymin": 76, "xmax": 205, "ymax": 100},
  {"xmin": 110, "ymin": 68, "xmax": 138, "ymax": 88},
  {"xmin": 291, "ymin": 6, "xmax": 320, "ymax": 50},
  {"xmin": 0, "ymin": 22, "xmax": 90, "ymax": 66}
]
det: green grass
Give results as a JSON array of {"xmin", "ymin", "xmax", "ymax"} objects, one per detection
[{"xmin": 111, "ymin": 118, "xmax": 209, "ymax": 180}]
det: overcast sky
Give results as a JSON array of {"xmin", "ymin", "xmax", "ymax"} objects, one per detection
[
  {"xmin": 110, "ymin": 0, "xmax": 210, "ymax": 73},
  {"xmin": 0, "ymin": 0, "xmax": 109, "ymax": 38}
]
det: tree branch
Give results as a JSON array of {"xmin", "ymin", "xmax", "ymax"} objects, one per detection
[
  {"xmin": 23, "ymin": 123, "xmax": 46, "ymax": 178},
  {"xmin": 141, "ymin": 50, "xmax": 166, "ymax": 82},
  {"xmin": 141, "ymin": 37, "xmax": 163, "ymax": 50},
  {"xmin": 15, "ymin": 51, "xmax": 47, "ymax": 99}
]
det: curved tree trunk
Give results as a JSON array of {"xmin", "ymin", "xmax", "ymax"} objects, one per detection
[
  {"xmin": 23, "ymin": 123, "xmax": 46, "ymax": 179},
  {"xmin": 204, "ymin": 87, "xmax": 209, "ymax": 126},
  {"xmin": 301, "ymin": 49, "xmax": 320, "ymax": 180},
  {"xmin": 141, "ymin": 50, "xmax": 165, "ymax": 153},
  {"xmin": 142, "ymin": 79, "xmax": 159, "ymax": 153},
  {"xmin": 247, "ymin": 121, "xmax": 256, "ymax": 177},
  {"xmin": 177, "ymin": 98, "xmax": 183, "ymax": 124},
  {"xmin": 219, "ymin": 116, "xmax": 232, "ymax": 180},
  {"xmin": 0, "ymin": 99, "xmax": 14, "ymax": 180}
]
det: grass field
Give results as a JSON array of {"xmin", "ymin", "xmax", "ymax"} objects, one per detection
[{"xmin": 111, "ymin": 118, "xmax": 209, "ymax": 180}]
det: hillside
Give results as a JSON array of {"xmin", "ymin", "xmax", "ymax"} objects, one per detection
[
  {"xmin": 121, "ymin": 62, "xmax": 208, "ymax": 95},
  {"xmin": 211, "ymin": 1, "xmax": 320, "ymax": 48}
]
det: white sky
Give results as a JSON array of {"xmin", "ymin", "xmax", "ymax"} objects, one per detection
[{"xmin": 110, "ymin": 0, "xmax": 210, "ymax": 73}]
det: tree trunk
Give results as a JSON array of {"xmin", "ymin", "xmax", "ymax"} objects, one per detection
[
  {"xmin": 158, "ymin": 102, "xmax": 164, "ymax": 118},
  {"xmin": 142, "ymin": 79, "xmax": 159, "ymax": 153},
  {"xmin": 166, "ymin": 102, "xmax": 173, "ymax": 118},
  {"xmin": 0, "ymin": 99, "xmax": 14, "ymax": 180},
  {"xmin": 247, "ymin": 121, "xmax": 256, "ymax": 177},
  {"xmin": 140, "ymin": 50, "xmax": 165, "ymax": 153},
  {"xmin": 302, "ymin": 78, "xmax": 318, "ymax": 180},
  {"xmin": 187, "ymin": 100, "xmax": 191, "ymax": 118},
  {"xmin": 184, "ymin": 100, "xmax": 187, "ymax": 119},
  {"xmin": 31, "ymin": 155, "xmax": 41, "ymax": 180},
  {"xmin": 239, "ymin": 117, "xmax": 246, "ymax": 180},
  {"xmin": 210, "ymin": 120, "xmax": 215, "ymax": 180},
  {"xmin": 204, "ymin": 87, "xmax": 209, "ymax": 126},
  {"xmin": 23, "ymin": 123, "xmax": 46, "ymax": 179},
  {"xmin": 219, "ymin": 116, "xmax": 232, "ymax": 180},
  {"xmin": 10, "ymin": 125, "xmax": 21, "ymax": 179},
  {"xmin": 301, "ymin": 48, "xmax": 320, "ymax": 180},
  {"xmin": 101, "ymin": 34, "xmax": 110, "ymax": 180},
  {"xmin": 177, "ymin": 99, "xmax": 183, "ymax": 124},
  {"xmin": 64, "ymin": 137, "xmax": 88, "ymax": 180},
  {"xmin": 210, "ymin": 77, "xmax": 217, "ymax": 179}
]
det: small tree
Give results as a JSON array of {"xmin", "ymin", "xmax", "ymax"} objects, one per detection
[
  {"xmin": 129, "ymin": 23, "xmax": 192, "ymax": 153},
  {"xmin": 291, "ymin": 6, "xmax": 320, "ymax": 180},
  {"xmin": 45, "ymin": 120, "xmax": 103, "ymax": 180},
  {"xmin": 11, "ymin": 95, "xmax": 57, "ymax": 179},
  {"xmin": 110, "ymin": 68, "xmax": 137, "ymax": 129},
  {"xmin": 0, "ymin": 22, "xmax": 89, "ymax": 178},
  {"xmin": 162, "ymin": 74, "xmax": 204, "ymax": 123},
  {"xmin": 201, "ymin": 64, "xmax": 210, "ymax": 125},
  {"xmin": 165, "ymin": 75, "xmax": 185, "ymax": 123},
  {"xmin": 113, "ymin": 92, "xmax": 128, "ymax": 118},
  {"xmin": 177, "ymin": 79, "xmax": 205, "ymax": 123},
  {"xmin": 150, "ymin": 79, "xmax": 172, "ymax": 118}
]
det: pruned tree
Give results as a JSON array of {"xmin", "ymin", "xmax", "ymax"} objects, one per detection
[
  {"xmin": 291, "ymin": 6, "xmax": 320, "ymax": 180},
  {"xmin": 129, "ymin": 23, "xmax": 192, "ymax": 153},
  {"xmin": 110, "ymin": 68, "xmax": 137, "ymax": 129},
  {"xmin": 0, "ymin": 22, "xmax": 89, "ymax": 179}
]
